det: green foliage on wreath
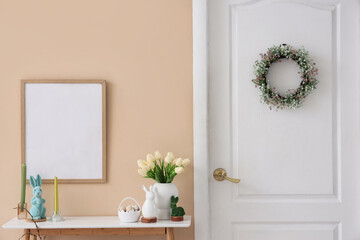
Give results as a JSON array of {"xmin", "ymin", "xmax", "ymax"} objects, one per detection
[{"xmin": 252, "ymin": 44, "xmax": 319, "ymax": 110}]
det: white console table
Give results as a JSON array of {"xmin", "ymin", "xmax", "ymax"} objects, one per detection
[{"xmin": 2, "ymin": 216, "xmax": 191, "ymax": 240}]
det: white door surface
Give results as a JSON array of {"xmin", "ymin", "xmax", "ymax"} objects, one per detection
[{"xmin": 207, "ymin": 0, "xmax": 360, "ymax": 239}]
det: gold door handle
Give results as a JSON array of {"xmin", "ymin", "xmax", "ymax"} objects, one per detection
[{"xmin": 213, "ymin": 168, "xmax": 240, "ymax": 183}]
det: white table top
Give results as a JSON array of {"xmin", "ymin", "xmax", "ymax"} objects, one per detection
[{"xmin": 2, "ymin": 216, "xmax": 191, "ymax": 229}]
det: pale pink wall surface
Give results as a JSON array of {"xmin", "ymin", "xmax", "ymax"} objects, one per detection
[{"xmin": 0, "ymin": 0, "xmax": 193, "ymax": 239}]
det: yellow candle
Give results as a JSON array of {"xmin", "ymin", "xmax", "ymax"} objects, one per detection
[{"xmin": 54, "ymin": 177, "xmax": 58, "ymax": 214}]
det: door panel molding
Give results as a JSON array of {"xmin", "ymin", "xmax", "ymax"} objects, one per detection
[
  {"xmin": 229, "ymin": 0, "xmax": 342, "ymax": 200},
  {"xmin": 228, "ymin": 0, "xmax": 340, "ymax": 11},
  {"xmin": 233, "ymin": 222, "xmax": 340, "ymax": 240}
]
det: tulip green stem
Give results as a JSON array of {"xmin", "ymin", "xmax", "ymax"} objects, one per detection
[{"xmin": 145, "ymin": 159, "xmax": 177, "ymax": 183}]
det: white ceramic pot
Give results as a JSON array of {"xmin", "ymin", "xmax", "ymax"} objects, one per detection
[{"xmin": 153, "ymin": 183, "xmax": 178, "ymax": 220}]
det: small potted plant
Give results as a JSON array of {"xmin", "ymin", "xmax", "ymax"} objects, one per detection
[{"xmin": 170, "ymin": 196, "xmax": 185, "ymax": 221}]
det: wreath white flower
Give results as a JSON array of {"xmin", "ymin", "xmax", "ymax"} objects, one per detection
[{"xmin": 252, "ymin": 44, "xmax": 319, "ymax": 110}]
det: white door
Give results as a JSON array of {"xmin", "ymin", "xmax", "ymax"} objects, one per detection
[{"xmin": 207, "ymin": 0, "xmax": 360, "ymax": 239}]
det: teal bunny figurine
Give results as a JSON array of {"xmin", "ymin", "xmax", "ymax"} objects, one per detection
[{"xmin": 29, "ymin": 174, "xmax": 46, "ymax": 220}]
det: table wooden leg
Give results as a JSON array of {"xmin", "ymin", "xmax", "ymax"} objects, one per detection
[
  {"xmin": 166, "ymin": 227, "xmax": 174, "ymax": 240},
  {"xmin": 24, "ymin": 229, "xmax": 30, "ymax": 240},
  {"xmin": 29, "ymin": 233, "xmax": 36, "ymax": 240}
]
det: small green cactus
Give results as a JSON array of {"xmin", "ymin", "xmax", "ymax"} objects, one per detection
[{"xmin": 170, "ymin": 196, "xmax": 185, "ymax": 217}]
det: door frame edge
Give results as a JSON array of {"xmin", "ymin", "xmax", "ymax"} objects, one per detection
[{"xmin": 193, "ymin": 0, "xmax": 211, "ymax": 239}]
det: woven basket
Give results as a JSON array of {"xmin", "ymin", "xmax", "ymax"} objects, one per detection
[{"xmin": 118, "ymin": 197, "xmax": 141, "ymax": 223}]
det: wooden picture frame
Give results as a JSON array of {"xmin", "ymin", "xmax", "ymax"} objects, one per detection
[{"xmin": 21, "ymin": 80, "xmax": 106, "ymax": 183}]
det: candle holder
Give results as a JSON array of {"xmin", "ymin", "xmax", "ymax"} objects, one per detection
[
  {"xmin": 17, "ymin": 203, "xmax": 28, "ymax": 220},
  {"xmin": 50, "ymin": 210, "xmax": 64, "ymax": 222}
]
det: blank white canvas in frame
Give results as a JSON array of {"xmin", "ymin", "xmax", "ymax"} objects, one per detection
[{"xmin": 24, "ymin": 83, "xmax": 103, "ymax": 180}]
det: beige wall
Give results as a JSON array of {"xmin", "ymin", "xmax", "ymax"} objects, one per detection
[{"xmin": 0, "ymin": 1, "xmax": 193, "ymax": 239}]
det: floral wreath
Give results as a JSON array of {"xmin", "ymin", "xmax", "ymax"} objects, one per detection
[{"xmin": 252, "ymin": 44, "xmax": 319, "ymax": 110}]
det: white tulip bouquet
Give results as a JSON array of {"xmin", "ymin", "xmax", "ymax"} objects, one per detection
[{"xmin": 137, "ymin": 151, "xmax": 190, "ymax": 183}]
